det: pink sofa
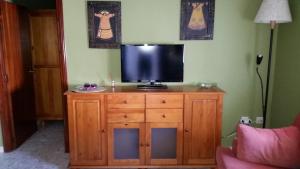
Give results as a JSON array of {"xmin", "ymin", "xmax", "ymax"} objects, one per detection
[{"xmin": 217, "ymin": 114, "xmax": 300, "ymax": 169}]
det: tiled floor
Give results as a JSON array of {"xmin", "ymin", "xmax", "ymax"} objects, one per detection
[{"xmin": 0, "ymin": 122, "xmax": 68, "ymax": 169}]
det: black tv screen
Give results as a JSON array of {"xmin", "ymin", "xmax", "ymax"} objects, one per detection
[{"xmin": 121, "ymin": 44, "xmax": 184, "ymax": 83}]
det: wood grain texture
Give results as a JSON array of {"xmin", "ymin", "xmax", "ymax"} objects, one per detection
[
  {"xmin": 0, "ymin": 0, "xmax": 69, "ymax": 152},
  {"xmin": 0, "ymin": 1, "xmax": 15, "ymax": 151},
  {"xmin": 65, "ymin": 86, "xmax": 224, "ymax": 95},
  {"xmin": 68, "ymin": 95, "xmax": 106, "ymax": 166},
  {"xmin": 30, "ymin": 10, "xmax": 63, "ymax": 120},
  {"xmin": 146, "ymin": 94, "xmax": 183, "ymax": 109},
  {"xmin": 30, "ymin": 10, "xmax": 59, "ymax": 66},
  {"xmin": 107, "ymin": 94, "xmax": 145, "ymax": 109},
  {"xmin": 55, "ymin": 0, "xmax": 69, "ymax": 152},
  {"xmin": 33, "ymin": 68, "xmax": 63, "ymax": 119},
  {"xmin": 146, "ymin": 109, "xmax": 183, "ymax": 123},
  {"xmin": 0, "ymin": 1, "xmax": 37, "ymax": 151},
  {"xmin": 145, "ymin": 123, "xmax": 183, "ymax": 165},
  {"xmin": 66, "ymin": 86, "xmax": 224, "ymax": 168},
  {"xmin": 183, "ymin": 94, "xmax": 220, "ymax": 165},
  {"xmin": 107, "ymin": 112, "xmax": 144, "ymax": 123},
  {"xmin": 108, "ymin": 123, "xmax": 145, "ymax": 166},
  {"xmin": 69, "ymin": 165, "xmax": 216, "ymax": 169}
]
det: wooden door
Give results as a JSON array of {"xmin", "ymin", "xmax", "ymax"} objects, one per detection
[
  {"xmin": 0, "ymin": 2, "xmax": 37, "ymax": 151},
  {"xmin": 30, "ymin": 10, "xmax": 63, "ymax": 120},
  {"xmin": 183, "ymin": 94, "xmax": 218, "ymax": 165},
  {"xmin": 68, "ymin": 95, "xmax": 107, "ymax": 166},
  {"xmin": 108, "ymin": 123, "xmax": 145, "ymax": 166},
  {"xmin": 145, "ymin": 123, "xmax": 183, "ymax": 165},
  {"xmin": 34, "ymin": 68, "xmax": 62, "ymax": 119}
]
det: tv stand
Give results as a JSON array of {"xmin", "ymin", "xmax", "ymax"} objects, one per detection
[
  {"xmin": 137, "ymin": 83, "xmax": 167, "ymax": 89},
  {"xmin": 65, "ymin": 85, "xmax": 224, "ymax": 169}
]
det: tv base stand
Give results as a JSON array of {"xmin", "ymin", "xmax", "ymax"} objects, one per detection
[{"xmin": 137, "ymin": 83, "xmax": 167, "ymax": 89}]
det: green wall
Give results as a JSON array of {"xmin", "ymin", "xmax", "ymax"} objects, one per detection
[
  {"xmin": 63, "ymin": 0, "xmax": 269, "ymax": 145},
  {"xmin": 270, "ymin": 0, "xmax": 300, "ymax": 128}
]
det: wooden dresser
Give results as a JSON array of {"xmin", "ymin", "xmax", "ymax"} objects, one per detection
[{"xmin": 65, "ymin": 85, "xmax": 224, "ymax": 169}]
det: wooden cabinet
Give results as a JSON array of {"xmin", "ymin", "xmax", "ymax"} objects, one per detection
[
  {"xmin": 184, "ymin": 94, "xmax": 223, "ymax": 165},
  {"xmin": 66, "ymin": 86, "xmax": 224, "ymax": 169},
  {"xmin": 67, "ymin": 95, "xmax": 107, "ymax": 166},
  {"xmin": 108, "ymin": 123, "xmax": 145, "ymax": 165},
  {"xmin": 146, "ymin": 123, "xmax": 183, "ymax": 165}
]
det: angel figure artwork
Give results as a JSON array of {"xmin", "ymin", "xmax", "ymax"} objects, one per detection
[
  {"xmin": 180, "ymin": 0, "xmax": 215, "ymax": 40},
  {"xmin": 188, "ymin": 2, "xmax": 208, "ymax": 30},
  {"xmin": 94, "ymin": 10, "xmax": 115, "ymax": 40},
  {"xmin": 88, "ymin": 1, "xmax": 121, "ymax": 48}
]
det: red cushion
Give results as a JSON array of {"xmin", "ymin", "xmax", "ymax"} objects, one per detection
[{"xmin": 237, "ymin": 124, "xmax": 300, "ymax": 169}]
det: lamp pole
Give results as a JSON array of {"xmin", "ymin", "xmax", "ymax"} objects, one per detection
[
  {"xmin": 255, "ymin": 0, "xmax": 292, "ymax": 128},
  {"xmin": 263, "ymin": 21, "xmax": 276, "ymax": 128}
]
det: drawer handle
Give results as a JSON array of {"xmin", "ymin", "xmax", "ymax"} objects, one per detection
[
  {"xmin": 124, "ymin": 114, "xmax": 128, "ymax": 118},
  {"xmin": 123, "ymin": 100, "xmax": 128, "ymax": 104},
  {"xmin": 101, "ymin": 129, "xmax": 105, "ymax": 133},
  {"xmin": 162, "ymin": 114, "xmax": 166, "ymax": 118},
  {"xmin": 146, "ymin": 143, "xmax": 150, "ymax": 147},
  {"xmin": 124, "ymin": 123, "xmax": 128, "ymax": 126},
  {"xmin": 140, "ymin": 143, "xmax": 144, "ymax": 147},
  {"xmin": 184, "ymin": 129, "xmax": 189, "ymax": 133},
  {"xmin": 161, "ymin": 100, "xmax": 166, "ymax": 104}
]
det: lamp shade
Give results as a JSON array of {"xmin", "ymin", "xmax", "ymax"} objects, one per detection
[{"xmin": 255, "ymin": 0, "xmax": 292, "ymax": 24}]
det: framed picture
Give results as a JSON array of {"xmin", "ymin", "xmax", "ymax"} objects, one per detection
[
  {"xmin": 87, "ymin": 1, "xmax": 121, "ymax": 48},
  {"xmin": 180, "ymin": 0, "xmax": 215, "ymax": 40}
]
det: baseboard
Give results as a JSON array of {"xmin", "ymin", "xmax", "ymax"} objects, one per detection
[{"xmin": 0, "ymin": 146, "xmax": 4, "ymax": 153}]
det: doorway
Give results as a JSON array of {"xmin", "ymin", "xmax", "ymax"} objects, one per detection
[{"xmin": 0, "ymin": 0, "xmax": 68, "ymax": 152}]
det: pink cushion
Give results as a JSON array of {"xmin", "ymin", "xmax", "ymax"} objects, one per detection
[
  {"xmin": 217, "ymin": 147, "xmax": 281, "ymax": 169},
  {"xmin": 237, "ymin": 124, "xmax": 300, "ymax": 169}
]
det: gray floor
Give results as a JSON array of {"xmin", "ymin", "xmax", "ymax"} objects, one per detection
[{"xmin": 0, "ymin": 122, "xmax": 69, "ymax": 169}]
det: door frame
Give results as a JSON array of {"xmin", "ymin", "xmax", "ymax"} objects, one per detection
[{"xmin": 0, "ymin": 0, "xmax": 68, "ymax": 152}]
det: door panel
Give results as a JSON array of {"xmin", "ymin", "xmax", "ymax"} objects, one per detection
[
  {"xmin": 0, "ymin": 2, "xmax": 37, "ymax": 150},
  {"xmin": 184, "ymin": 94, "xmax": 217, "ymax": 165},
  {"xmin": 108, "ymin": 123, "xmax": 145, "ymax": 166},
  {"xmin": 68, "ymin": 95, "xmax": 106, "ymax": 165},
  {"xmin": 34, "ymin": 68, "xmax": 63, "ymax": 119},
  {"xmin": 30, "ymin": 10, "xmax": 63, "ymax": 120},
  {"xmin": 146, "ymin": 123, "xmax": 183, "ymax": 165},
  {"xmin": 30, "ymin": 11, "xmax": 59, "ymax": 66}
]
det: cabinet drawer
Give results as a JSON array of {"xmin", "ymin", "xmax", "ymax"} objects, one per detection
[
  {"xmin": 146, "ymin": 109, "xmax": 183, "ymax": 122},
  {"xmin": 107, "ymin": 94, "xmax": 145, "ymax": 109},
  {"xmin": 107, "ymin": 109, "xmax": 145, "ymax": 123},
  {"xmin": 146, "ymin": 94, "xmax": 183, "ymax": 108}
]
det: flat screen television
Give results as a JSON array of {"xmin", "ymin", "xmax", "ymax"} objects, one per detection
[{"xmin": 121, "ymin": 44, "xmax": 184, "ymax": 89}]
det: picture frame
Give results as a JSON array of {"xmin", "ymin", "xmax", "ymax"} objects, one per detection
[
  {"xmin": 180, "ymin": 0, "xmax": 215, "ymax": 40},
  {"xmin": 87, "ymin": 1, "xmax": 121, "ymax": 48}
]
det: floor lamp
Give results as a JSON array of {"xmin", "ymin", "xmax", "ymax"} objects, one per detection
[{"xmin": 255, "ymin": 0, "xmax": 292, "ymax": 128}]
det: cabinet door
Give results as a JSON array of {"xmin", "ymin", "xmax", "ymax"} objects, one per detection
[
  {"xmin": 108, "ymin": 123, "xmax": 145, "ymax": 165},
  {"xmin": 68, "ymin": 95, "xmax": 106, "ymax": 166},
  {"xmin": 146, "ymin": 123, "xmax": 183, "ymax": 165},
  {"xmin": 183, "ymin": 94, "xmax": 219, "ymax": 165}
]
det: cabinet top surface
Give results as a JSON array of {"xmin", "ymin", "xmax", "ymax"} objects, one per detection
[{"xmin": 65, "ymin": 85, "xmax": 224, "ymax": 95}]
